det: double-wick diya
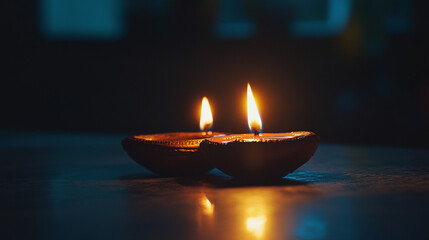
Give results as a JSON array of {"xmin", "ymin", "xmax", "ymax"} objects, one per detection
[
  {"xmin": 123, "ymin": 84, "xmax": 319, "ymax": 179},
  {"xmin": 122, "ymin": 97, "xmax": 226, "ymax": 176}
]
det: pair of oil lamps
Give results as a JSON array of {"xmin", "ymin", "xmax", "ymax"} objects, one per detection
[{"xmin": 122, "ymin": 84, "xmax": 319, "ymax": 179}]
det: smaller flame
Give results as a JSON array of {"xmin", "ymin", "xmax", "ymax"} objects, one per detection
[
  {"xmin": 200, "ymin": 97, "xmax": 213, "ymax": 132},
  {"xmin": 247, "ymin": 83, "xmax": 263, "ymax": 135}
]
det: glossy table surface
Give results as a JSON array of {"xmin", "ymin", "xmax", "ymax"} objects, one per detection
[{"xmin": 1, "ymin": 132, "xmax": 428, "ymax": 240}]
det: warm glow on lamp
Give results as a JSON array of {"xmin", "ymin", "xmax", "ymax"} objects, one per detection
[
  {"xmin": 198, "ymin": 83, "xmax": 320, "ymax": 179},
  {"xmin": 246, "ymin": 216, "xmax": 266, "ymax": 237},
  {"xmin": 200, "ymin": 195, "xmax": 214, "ymax": 216},
  {"xmin": 247, "ymin": 83, "xmax": 263, "ymax": 135},
  {"xmin": 200, "ymin": 97, "xmax": 213, "ymax": 133}
]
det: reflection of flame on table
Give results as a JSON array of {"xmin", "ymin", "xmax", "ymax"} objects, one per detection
[
  {"xmin": 195, "ymin": 186, "xmax": 318, "ymax": 239},
  {"xmin": 246, "ymin": 216, "xmax": 266, "ymax": 237},
  {"xmin": 201, "ymin": 195, "xmax": 214, "ymax": 216},
  {"xmin": 196, "ymin": 194, "xmax": 215, "ymax": 232},
  {"xmin": 244, "ymin": 197, "xmax": 267, "ymax": 238}
]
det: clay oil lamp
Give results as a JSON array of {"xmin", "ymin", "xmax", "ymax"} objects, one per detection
[
  {"xmin": 122, "ymin": 97, "xmax": 226, "ymax": 176},
  {"xmin": 200, "ymin": 84, "xmax": 320, "ymax": 179}
]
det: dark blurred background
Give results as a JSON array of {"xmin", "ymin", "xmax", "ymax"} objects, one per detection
[{"xmin": 1, "ymin": 0, "xmax": 428, "ymax": 147}]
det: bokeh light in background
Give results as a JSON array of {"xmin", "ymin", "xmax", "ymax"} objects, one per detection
[
  {"xmin": 40, "ymin": 0, "xmax": 125, "ymax": 40},
  {"xmin": 1, "ymin": 0, "xmax": 427, "ymax": 147}
]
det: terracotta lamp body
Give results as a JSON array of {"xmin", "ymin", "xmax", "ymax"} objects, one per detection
[
  {"xmin": 122, "ymin": 132, "xmax": 226, "ymax": 176},
  {"xmin": 200, "ymin": 132, "xmax": 319, "ymax": 179}
]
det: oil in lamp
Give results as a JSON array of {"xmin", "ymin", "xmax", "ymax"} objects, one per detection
[
  {"xmin": 200, "ymin": 84, "xmax": 320, "ymax": 179},
  {"xmin": 122, "ymin": 97, "xmax": 225, "ymax": 176}
]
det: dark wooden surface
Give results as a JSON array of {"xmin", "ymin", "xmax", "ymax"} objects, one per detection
[{"xmin": 1, "ymin": 132, "xmax": 428, "ymax": 240}]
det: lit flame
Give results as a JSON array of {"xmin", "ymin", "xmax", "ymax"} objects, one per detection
[
  {"xmin": 200, "ymin": 195, "xmax": 214, "ymax": 216},
  {"xmin": 247, "ymin": 83, "xmax": 263, "ymax": 134},
  {"xmin": 246, "ymin": 216, "xmax": 266, "ymax": 237},
  {"xmin": 200, "ymin": 97, "xmax": 213, "ymax": 132}
]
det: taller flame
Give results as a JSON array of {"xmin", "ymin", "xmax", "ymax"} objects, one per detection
[
  {"xmin": 200, "ymin": 97, "xmax": 213, "ymax": 132},
  {"xmin": 247, "ymin": 83, "xmax": 263, "ymax": 134}
]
